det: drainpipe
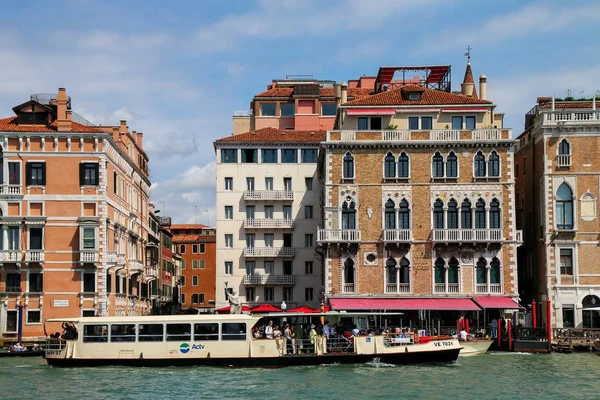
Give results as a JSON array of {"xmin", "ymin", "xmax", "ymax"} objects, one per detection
[{"xmin": 17, "ymin": 304, "xmax": 23, "ymax": 343}]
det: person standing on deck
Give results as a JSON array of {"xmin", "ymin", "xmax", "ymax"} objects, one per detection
[
  {"xmin": 265, "ymin": 321, "xmax": 274, "ymax": 339},
  {"xmin": 284, "ymin": 324, "xmax": 293, "ymax": 354},
  {"xmin": 309, "ymin": 324, "xmax": 317, "ymax": 353},
  {"xmin": 323, "ymin": 321, "xmax": 330, "ymax": 350}
]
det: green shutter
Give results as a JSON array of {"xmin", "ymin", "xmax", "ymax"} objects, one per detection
[
  {"xmin": 41, "ymin": 163, "xmax": 46, "ymax": 186},
  {"xmin": 79, "ymin": 163, "xmax": 85, "ymax": 186},
  {"xmin": 25, "ymin": 162, "xmax": 31, "ymax": 186},
  {"xmin": 94, "ymin": 164, "xmax": 99, "ymax": 186}
]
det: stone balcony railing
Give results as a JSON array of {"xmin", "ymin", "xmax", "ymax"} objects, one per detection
[
  {"xmin": 540, "ymin": 110, "xmax": 600, "ymax": 126},
  {"xmin": 243, "ymin": 274, "xmax": 295, "ymax": 285},
  {"xmin": 432, "ymin": 229, "xmax": 502, "ymax": 243},
  {"xmin": 434, "ymin": 283, "xmax": 459, "ymax": 293},
  {"xmin": 243, "ymin": 190, "xmax": 294, "ymax": 201},
  {"xmin": 385, "ymin": 283, "xmax": 410, "ymax": 293},
  {"xmin": 476, "ymin": 283, "xmax": 502, "ymax": 294},
  {"xmin": 128, "ymin": 260, "xmax": 144, "ymax": 272},
  {"xmin": 556, "ymin": 154, "xmax": 571, "ymax": 168},
  {"xmin": 0, "ymin": 184, "xmax": 22, "ymax": 195},
  {"xmin": 244, "ymin": 247, "xmax": 295, "ymax": 258},
  {"xmin": 327, "ymin": 128, "xmax": 510, "ymax": 142},
  {"xmin": 343, "ymin": 283, "xmax": 355, "ymax": 293},
  {"xmin": 80, "ymin": 250, "xmax": 98, "ymax": 263},
  {"xmin": 382, "ymin": 229, "xmax": 411, "ymax": 242},
  {"xmin": 317, "ymin": 229, "xmax": 361, "ymax": 243},
  {"xmin": 25, "ymin": 250, "xmax": 44, "ymax": 263},
  {"xmin": 244, "ymin": 218, "xmax": 294, "ymax": 229}
]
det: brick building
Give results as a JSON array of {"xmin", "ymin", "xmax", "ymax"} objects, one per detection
[
  {"xmin": 0, "ymin": 88, "xmax": 152, "ymax": 341},
  {"xmin": 515, "ymin": 96, "xmax": 600, "ymax": 328},
  {"xmin": 171, "ymin": 224, "xmax": 216, "ymax": 312},
  {"xmin": 319, "ymin": 62, "xmax": 523, "ymax": 324}
]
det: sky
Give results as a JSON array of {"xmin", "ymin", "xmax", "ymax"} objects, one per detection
[{"xmin": 1, "ymin": 0, "xmax": 599, "ymax": 225}]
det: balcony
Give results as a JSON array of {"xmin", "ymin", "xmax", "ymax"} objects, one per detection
[
  {"xmin": 383, "ymin": 229, "xmax": 411, "ymax": 243},
  {"xmin": 244, "ymin": 247, "xmax": 294, "ymax": 258},
  {"xmin": 343, "ymin": 283, "xmax": 355, "ymax": 293},
  {"xmin": 476, "ymin": 283, "xmax": 501, "ymax": 294},
  {"xmin": 327, "ymin": 129, "xmax": 506, "ymax": 142},
  {"xmin": 2, "ymin": 286, "xmax": 22, "ymax": 293},
  {"xmin": 0, "ymin": 250, "xmax": 20, "ymax": 263},
  {"xmin": 25, "ymin": 250, "xmax": 44, "ymax": 264},
  {"xmin": 317, "ymin": 229, "xmax": 361, "ymax": 243},
  {"xmin": 541, "ymin": 110, "xmax": 600, "ymax": 125},
  {"xmin": 243, "ymin": 274, "xmax": 295, "ymax": 285},
  {"xmin": 128, "ymin": 260, "xmax": 144, "ymax": 272},
  {"xmin": 243, "ymin": 190, "xmax": 293, "ymax": 201},
  {"xmin": 145, "ymin": 264, "xmax": 158, "ymax": 278},
  {"xmin": 432, "ymin": 229, "xmax": 503, "ymax": 243},
  {"xmin": 434, "ymin": 283, "xmax": 459, "ymax": 294},
  {"xmin": 0, "ymin": 184, "xmax": 22, "ymax": 195},
  {"xmin": 385, "ymin": 283, "xmax": 410, "ymax": 293},
  {"xmin": 556, "ymin": 154, "xmax": 571, "ymax": 168},
  {"xmin": 244, "ymin": 218, "xmax": 294, "ymax": 229},
  {"xmin": 80, "ymin": 250, "xmax": 98, "ymax": 264}
]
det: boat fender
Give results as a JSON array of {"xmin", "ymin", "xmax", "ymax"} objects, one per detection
[
  {"xmin": 405, "ymin": 347, "xmax": 408, "ymax": 353},
  {"xmin": 139, "ymin": 353, "xmax": 144, "ymax": 359},
  {"xmin": 207, "ymin": 352, "xmax": 211, "ymax": 358}
]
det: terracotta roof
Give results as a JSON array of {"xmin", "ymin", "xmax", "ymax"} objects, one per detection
[
  {"xmin": 255, "ymin": 87, "xmax": 373, "ymax": 99},
  {"xmin": 0, "ymin": 116, "xmax": 103, "ymax": 133},
  {"xmin": 172, "ymin": 234, "xmax": 216, "ymax": 243},
  {"xmin": 342, "ymin": 85, "xmax": 492, "ymax": 106},
  {"xmin": 215, "ymin": 127, "xmax": 326, "ymax": 143},
  {"xmin": 171, "ymin": 224, "xmax": 211, "ymax": 230},
  {"xmin": 539, "ymin": 102, "xmax": 597, "ymax": 109}
]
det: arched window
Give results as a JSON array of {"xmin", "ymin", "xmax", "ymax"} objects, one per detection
[
  {"xmin": 400, "ymin": 257, "xmax": 410, "ymax": 284},
  {"xmin": 398, "ymin": 152, "xmax": 409, "ymax": 178},
  {"xmin": 399, "ymin": 199, "xmax": 410, "ymax": 229},
  {"xmin": 490, "ymin": 198, "xmax": 501, "ymax": 229},
  {"xmin": 344, "ymin": 258, "xmax": 355, "ymax": 284},
  {"xmin": 447, "ymin": 199, "xmax": 458, "ymax": 229},
  {"xmin": 432, "ymin": 152, "xmax": 444, "ymax": 178},
  {"xmin": 434, "ymin": 257, "xmax": 446, "ymax": 284},
  {"xmin": 384, "ymin": 152, "xmax": 395, "ymax": 178},
  {"xmin": 433, "ymin": 199, "xmax": 444, "ymax": 229},
  {"xmin": 490, "ymin": 257, "xmax": 500, "ymax": 284},
  {"xmin": 386, "ymin": 258, "xmax": 397, "ymax": 284},
  {"xmin": 343, "ymin": 152, "xmax": 354, "ymax": 179},
  {"xmin": 476, "ymin": 257, "xmax": 487, "ymax": 284},
  {"xmin": 342, "ymin": 197, "xmax": 356, "ymax": 229},
  {"xmin": 556, "ymin": 183, "xmax": 573, "ymax": 229},
  {"xmin": 474, "ymin": 151, "xmax": 486, "ymax": 177},
  {"xmin": 461, "ymin": 199, "xmax": 472, "ymax": 229},
  {"xmin": 448, "ymin": 257, "xmax": 459, "ymax": 284},
  {"xmin": 488, "ymin": 151, "xmax": 500, "ymax": 177},
  {"xmin": 385, "ymin": 199, "xmax": 396, "ymax": 229},
  {"xmin": 475, "ymin": 198, "xmax": 486, "ymax": 229},
  {"xmin": 559, "ymin": 139, "xmax": 570, "ymax": 156},
  {"xmin": 446, "ymin": 151, "xmax": 458, "ymax": 178}
]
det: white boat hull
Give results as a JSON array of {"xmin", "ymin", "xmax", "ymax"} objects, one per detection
[{"xmin": 459, "ymin": 340, "xmax": 493, "ymax": 356}]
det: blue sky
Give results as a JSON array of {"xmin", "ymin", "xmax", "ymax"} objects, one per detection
[{"xmin": 1, "ymin": 0, "xmax": 599, "ymax": 224}]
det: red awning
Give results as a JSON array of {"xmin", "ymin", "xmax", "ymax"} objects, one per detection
[
  {"xmin": 287, "ymin": 305, "xmax": 319, "ymax": 313},
  {"xmin": 472, "ymin": 297, "xmax": 521, "ymax": 309},
  {"xmin": 329, "ymin": 298, "xmax": 480, "ymax": 311},
  {"xmin": 441, "ymin": 107, "xmax": 488, "ymax": 112},
  {"xmin": 251, "ymin": 304, "xmax": 283, "ymax": 313},
  {"xmin": 215, "ymin": 305, "xmax": 251, "ymax": 313},
  {"xmin": 346, "ymin": 109, "xmax": 396, "ymax": 116}
]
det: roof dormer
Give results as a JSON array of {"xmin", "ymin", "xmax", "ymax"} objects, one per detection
[{"xmin": 12, "ymin": 100, "xmax": 54, "ymax": 126}]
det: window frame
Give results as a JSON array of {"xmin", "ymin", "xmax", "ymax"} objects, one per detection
[
  {"xmin": 260, "ymin": 103, "xmax": 277, "ymax": 116},
  {"xmin": 281, "ymin": 149, "xmax": 298, "ymax": 163}
]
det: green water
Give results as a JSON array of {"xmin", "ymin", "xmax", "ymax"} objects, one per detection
[{"xmin": 1, "ymin": 353, "xmax": 598, "ymax": 400}]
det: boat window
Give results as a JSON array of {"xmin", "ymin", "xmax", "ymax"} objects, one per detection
[
  {"xmin": 194, "ymin": 323, "xmax": 219, "ymax": 341},
  {"xmin": 83, "ymin": 324, "xmax": 108, "ymax": 343},
  {"xmin": 166, "ymin": 323, "xmax": 192, "ymax": 341},
  {"xmin": 138, "ymin": 324, "xmax": 164, "ymax": 342},
  {"xmin": 222, "ymin": 323, "xmax": 247, "ymax": 341},
  {"xmin": 110, "ymin": 324, "xmax": 136, "ymax": 342}
]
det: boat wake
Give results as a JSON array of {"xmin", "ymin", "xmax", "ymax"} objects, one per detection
[
  {"xmin": 488, "ymin": 352, "xmax": 533, "ymax": 356},
  {"xmin": 366, "ymin": 358, "xmax": 396, "ymax": 368}
]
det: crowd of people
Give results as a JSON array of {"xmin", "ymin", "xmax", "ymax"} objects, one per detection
[{"xmin": 7, "ymin": 343, "xmax": 42, "ymax": 352}]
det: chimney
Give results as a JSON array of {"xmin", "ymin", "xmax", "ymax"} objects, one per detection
[
  {"xmin": 56, "ymin": 88, "xmax": 72, "ymax": 132},
  {"xmin": 132, "ymin": 130, "xmax": 138, "ymax": 144},
  {"xmin": 137, "ymin": 132, "xmax": 144, "ymax": 148},
  {"xmin": 419, "ymin": 77, "xmax": 426, "ymax": 87},
  {"xmin": 341, "ymin": 82, "xmax": 348, "ymax": 104},
  {"xmin": 479, "ymin": 74, "xmax": 487, "ymax": 100},
  {"xmin": 334, "ymin": 84, "xmax": 342, "ymax": 107},
  {"xmin": 119, "ymin": 120, "xmax": 128, "ymax": 135},
  {"xmin": 111, "ymin": 127, "xmax": 120, "ymax": 142}
]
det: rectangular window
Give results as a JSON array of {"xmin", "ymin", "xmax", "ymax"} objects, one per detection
[
  {"xmin": 6, "ymin": 310, "xmax": 17, "ymax": 332},
  {"xmin": 370, "ymin": 117, "xmax": 382, "ymax": 130},
  {"xmin": 7, "ymin": 227, "xmax": 20, "ymax": 250},
  {"xmin": 283, "ymin": 233, "xmax": 292, "ymax": 248},
  {"xmin": 114, "ymin": 171, "xmax": 118, "ymax": 194},
  {"xmin": 225, "ymin": 206, "xmax": 233, "ymax": 219},
  {"xmin": 246, "ymin": 261, "xmax": 256, "ymax": 275},
  {"xmin": 8, "ymin": 162, "xmax": 20, "ymax": 185},
  {"xmin": 421, "ymin": 116, "xmax": 433, "ymax": 130},
  {"xmin": 29, "ymin": 273, "xmax": 43, "ymax": 292},
  {"xmin": 246, "ymin": 287, "xmax": 255, "ymax": 302},
  {"xmin": 305, "ymin": 206, "xmax": 313, "ymax": 219},
  {"xmin": 6, "ymin": 273, "xmax": 21, "ymax": 292},
  {"xmin": 264, "ymin": 205, "xmax": 273, "ymax": 219},
  {"xmin": 246, "ymin": 206, "xmax": 255, "ymax": 219},
  {"xmin": 225, "ymin": 234, "xmax": 233, "ymax": 248},
  {"xmin": 200, "ymin": 260, "xmax": 205, "ymax": 269},
  {"xmin": 282, "ymin": 149, "xmax": 297, "ymax": 163},
  {"xmin": 261, "ymin": 149, "xmax": 278, "ymax": 163},
  {"xmin": 408, "ymin": 117, "xmax": 419, "ymax": 130},
  {"xmin": 180, "ymin": 276, "xmax": 186, "ymax": 286},
  {"xmin": 241, "ymin": 149, "xmax": 258, "ymax": 163},
  {"xmin": 166, "ymin": 323, "xmax": 191, "ymax": 341},
  {"xmin": 265, "ymin": 177, "xmax": 273, "ymax": 190},
  {"xmin": 562, "ymin": 305, "xmax": 575, "ymax": 328},
  {"xmin": 451, "ymin": 116, "xmax": 463, "ymax": 130},
  {"xmin": 321, "ymin": 103, "xmax": 337, "ymax": 116},
  {"xmin": 83, "ymin": 272, "xmax": 96, "ymax": 293},
  {"xmin": 305, "ymin": 234, "xmax": 313, "ymax": 247},
  {"xmin": 192, "ymin": 275, "xmax": 198, "ymax": 286},
  {"xmin": 110, "ymin": 324, "xmax": 136, "ymax": 342},
  {"xmin": 181, "ymin": 293, "xmax": 185, "ymax": 304},
  {"xmin": 560, "ymin": 249, "xmax": 573, "ymax": 275},
  {"xmin": 222, "ymin": 323, "xmax": 247, "ymax": 341},
  {"xmin": 221, "ymin": 149, "xmax": 238, "ymax": 163},
  {"xmin": 199, "ymin": 293, "xmax": 205, "ymax": 303},
  {"xmin": 465, "ymin": 116, "xmax": 476, "ymax": 130},
  {"xmin": 82, "ymin": 227, "xmax": 95, "ymax": 249},
  {"xmin": 260, "ymin": 103, "xmax": 276, "ymax": 116},
  {"xmin": 305, "ymin": 177, "xmax": 313, "ymax": 190},
  {"xmin": 283, "ymin": 206, "xmax": 292, "ymax": 219},
  {"xmin": 264, "ymin": 234, "xmax": 274, "ymax": 247},
  {"xmin": 280, "ymin": 103, "xmax": 294, "ymax": 116},
  {"xmin": 225, "ymin": 177, "xmax": 233, "ymax": 191},
  {"xmin": 199, "ymin": 243, "xmax": 206, "ymax": 254},
  {"xmin": 264, "ymin": 287, "xmax": 274, "ymax": 301},
  {"xmin": 180, "ymin": 244, "xmax": 186, "ymax": 254},
  {"xmin": 305, "ymin": 287, "xmax": 313, "ymax": 301},
  {"xmin": 283, "ymin": 178, "xmax": 292, "ymax": 191},
  {"xmin": 80, "ymin": 163, "xmax": 99, "ymax": 186},
  {"xmin": 283, "ymin": 260, "xmax": 293, "ymax": 275},
  {"xmin": 26, "ymin": 162, "xmax": 46, "ymax": 186},
  {"xmin": 301, "ymin": 149, "xmax": 318, "ymax": 163},
  {"xmin": 265, "ymin": 261, "xmax": 274, "ymax": 274},
  {"xmin": 138, "ymin": 324, "xmax": 164, "ymax": 342},
  {"xmin": 284, "ymin": 287, "xmax": 293, "ymax": 301},
  {"xmin": 358, "ymin": 117, "xmax": 368, "ymax": 130},
  {"xmin": 192, "ymin": 294, "xmax": 199, "ymax": 303},
  {"xmin": 305, "ymin": 261, "xmax": 313, "ymax": 275},
  {"xmin": 246, "ymin": 177, "xmax": 255, "ymax": 191},
  {"xmin": 30, "ymin": 228, "xmax": 43, "ymax": 250},
  {"xmin": 192, "ymin": 260, "xmax": 198, "ymax": 270},
  {"xmin": 523, "ymin": 157, "xmax": 526, "ymax": 176},
  {"xmin": 192, "ymin": 244, "xmax": 198, "ymax": 254},
  {"xmin": 27, "ymin": 310, "xmax": 41, "ymax": 324},
  {"xmin": 83, "ymin": 325, "xmax": 108, "ymax": 343},
  {"xmin": 194, "ymin": 323, "xmax": 219, "ymax": 341},
  {"xmin": 225, "ymin": 261, "xmax": 233, "ymax": 275}
]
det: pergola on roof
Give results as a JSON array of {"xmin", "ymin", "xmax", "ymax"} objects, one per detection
[{"xmin": 375, "ymin": 65, "xmax": 451, "ymax": 93}]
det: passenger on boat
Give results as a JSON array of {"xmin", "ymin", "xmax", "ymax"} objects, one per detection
[
  {"xmin": 273, "ymin": 325, "xmax": 282, "ymax": 338},
  {"xmin": 459, "ymin": 328, "xmax": 468, "ymax": 341},
  {"xmin": 351, "ymin": 325, "xmax": 359, "ymax": 337},
  {"xmin": 265, "ymin": 321, "xmax": 274, "ymax": 339},
  {"xmin": 284, "ymin": 324, "xmax": 294, "ymax": 354},
  {"xmin": 252, "ymin": 328, "xmax": 261, "ymax": 339},
  {"xmin": 309, "ymin": 324, "xmax": 317, "ymax": 352}
]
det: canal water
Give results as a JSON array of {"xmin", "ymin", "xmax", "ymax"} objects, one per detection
[{"xmin": 1, "ymin": 352, "xmax": 598, "ymax": 399}]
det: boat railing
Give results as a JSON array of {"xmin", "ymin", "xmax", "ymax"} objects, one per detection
[
  {"xmin": 45, "ymin": 338, "xmax": 67, "ymax": 356},
  {"xmin": 552, "ymin": 328, "xmax": 600, "ymax": 342},
  {"xmin": 515, "ymin": 327, "xmax": 548, "ymax": 341}
]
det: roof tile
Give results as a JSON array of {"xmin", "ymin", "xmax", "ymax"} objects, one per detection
[
  {"xmin": 215, "ymin": 127, "xmax": 326, "ymax": 143},
  {"xmin": 0, "ymin": 116, "xmax": 103, "ymax": 133}
]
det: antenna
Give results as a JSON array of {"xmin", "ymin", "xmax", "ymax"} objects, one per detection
[
  {"xmin": 566, "ymin": 89, "xmax": 571, "ymax": 98},
  {"xmin": 464, "ymin": 45, "xmax": 472, "ymax": 62},
  {"xmin": 194, "ymin": 205, "xmax": 198, "ymax": 223}
]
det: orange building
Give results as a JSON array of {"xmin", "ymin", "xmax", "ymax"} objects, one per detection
[
  {"xmin": 0, "ymin": 88, "xmax": 152, "ymax": 341},
  {"xmin": 171, "ymin": 224, "xmax": 216, "ymax": 312}
]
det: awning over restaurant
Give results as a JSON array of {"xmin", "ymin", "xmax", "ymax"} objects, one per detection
[
  {"xmin": 329, "ymin": 298, "xmax": 480, "ymax": 311},
  {"xmin": 472, "ymin": 296, "xmax": 521, "ymax": 309},
  {"xmin": 346, "ymin": 109, "xmax": 396, "ymax": 116}
]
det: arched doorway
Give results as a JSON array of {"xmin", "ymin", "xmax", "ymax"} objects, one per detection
[{"xmin": 582, "ymin": 295, "xmax": 600, "ymax": 328}]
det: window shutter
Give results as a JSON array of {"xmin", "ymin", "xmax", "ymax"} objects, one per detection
[
  {"xmin": 79, "ymin": 163, "xmax": 85, "ymax": 186},
  {"xmin": 25, "ymin": 162, "xmax": 31, "ymax": 185},
  {"xmin": 94, "ymin": 164, "xmax": 99, "ymax": 186},
  {"xmin": 41, "ymin": 163, "xmax": 46, "ymax": 186}
]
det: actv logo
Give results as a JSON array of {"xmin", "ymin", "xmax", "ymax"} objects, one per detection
[{"xmin": 179, "ymin": 343, "xmax": 190, "ymax": 354}]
